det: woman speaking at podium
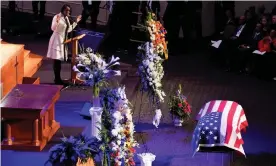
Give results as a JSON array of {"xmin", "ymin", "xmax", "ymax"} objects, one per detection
[{"xmin": 46, "ymin": 4, "xmax": 82, "ymax": 85}]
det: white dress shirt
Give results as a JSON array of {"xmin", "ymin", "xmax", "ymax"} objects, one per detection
[{"xmin": 236, "ymin": 24, "xmax": 246, "ymax": 37}]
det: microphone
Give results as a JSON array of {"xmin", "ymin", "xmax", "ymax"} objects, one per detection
[{"xmin": 67, "ymin": 15, "xmax": 74, "ymax": 23}]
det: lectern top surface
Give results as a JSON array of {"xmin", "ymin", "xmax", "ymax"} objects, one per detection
[
  {"xmin": 0, "ymin": 84, "xmax": 62, "ymax": 110},
  {"xmin": 0, "ymin": 43, "xmax": 24, "ymax": 68}
]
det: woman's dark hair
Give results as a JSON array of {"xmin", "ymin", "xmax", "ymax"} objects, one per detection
[{"xmin": 60, "ymin": 4, "xmax": 72, "ymax": 15}]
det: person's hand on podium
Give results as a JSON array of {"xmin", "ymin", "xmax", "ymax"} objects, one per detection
[{"xmin": 76, "ymin": 15, "xmax": 82, "ymax": 23}]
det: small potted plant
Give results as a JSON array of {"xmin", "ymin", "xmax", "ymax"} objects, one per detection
[
  {"xmin": 45, "ymin": 134, "xmax": 100, "ymax": 166},
  {"xmin": 168, "ymin": 84, "xmax": 192, "ymax": 126}
]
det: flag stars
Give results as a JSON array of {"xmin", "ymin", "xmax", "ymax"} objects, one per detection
[
  {"xmin": 209, "ymin": 131, "xmax": 213, "ymax": 135},
  {"xmin": 214, "ymin": 127, "xmax": 218, "ymax": 130},
  {"xmin": 214, "ymin": 136, "xmax": 217, "ymax": 140},
  {"xmin": 210, "ymin": 123, "xmax": 213, "ymax": 126},
  {"xmin": 205, "ymin": 126, "xmax": 209, "ymax": 130},
  {"xmin": 201, "ymin": 131, "xmax": 205, "ymax": 134}
]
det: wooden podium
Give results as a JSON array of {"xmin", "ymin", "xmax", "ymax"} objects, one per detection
[
  {"xmin": 1, "ymin": 84, "xmax": 62, "ymax": 151},
  {"xmin": 64, "ymin": 34, "xmax": 85, "ymax": 82}
]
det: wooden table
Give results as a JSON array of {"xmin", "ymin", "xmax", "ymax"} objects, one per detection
[{"xmin": 1, "ymin": 84, "xmax": 62, "ymax": 151}]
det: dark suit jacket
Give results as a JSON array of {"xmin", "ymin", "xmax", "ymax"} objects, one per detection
[
  {"xmin": 82, "ymin": 1, "xmax": 101, "ymax": 14},
  {"xmin": 163, "ymin": 1, "xmax": 202, "ymax": 22},
  {"xmin": 141, "ymin": 1, "xmax": 160, "ymax": 13},
  {"xmin": 236, "ymin": 21, "xmax": 256, "ymax": 44},
  {"xmin": 248, "ymin": 31, "xmax": 263, "ymax": 49},
  {"xmin": 271, "ymin": 24, "xmax": 276, "ymax": 31},
  {"xmin": 223, "ymin": 19, "xmax": 236, "ymax": 39}
]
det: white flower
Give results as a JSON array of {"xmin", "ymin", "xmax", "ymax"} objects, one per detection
[
  {"xmin": 148, "ymin": 62, "xmax": 154, "ymax": 69},
  {"xmin": 113, "ymin": 111, "xmax": 123, "ymax": 121},
  {"xmin": 111, "ymin": 129, "xmax": 119, "ymax": 136},
  {"xmin": 147, "ymin": 68, "xmax": 151, "ymax": 74},
  {"xmin": 72, "ymin": 66, "xmax": 80, "ymax": 72},
  {"xmin": 84, "ymin": 59, "xmax": 91, "ymax": 65},
  {"xmin": 113, "ymin": 70, "xmax": 121, "ymax": 76}
]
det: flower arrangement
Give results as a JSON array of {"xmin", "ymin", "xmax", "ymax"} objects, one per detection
[
  {"xmin": 137, "ymin": 42, "xmax": 166, "ymax": 103},
  {"xmin": 45, "ymin": 134, "xmax": 100, "ymax": 166},
  {"xmin": 168, "ymin": 84, "xmax": 192, "ymax": 121},
  {"xmin": 145, "ymin": 12, "xmax": 168, "ymax": 60},
  {"xmin": 100, "ymin": 86, "xmax": 138, "ymax": 166},
  {"xmin": 73, "ymin": 47, "xmax": 121, "ymax": 97}
]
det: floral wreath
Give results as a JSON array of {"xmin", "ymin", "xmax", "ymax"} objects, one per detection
[
  {"xmin": 145, "ymin": 12, "xmax": 168, "ymax": 60},
  {"xmin": 100, "ymin": 86, "xmax": 138, "ymax": 166},
  {"xmin": 73, "ymin": 48, "xmax": 121, "ymax": 97},
  {"xmin": 137, "ymin": 42, "xmax": 166, "ymax": 104}
]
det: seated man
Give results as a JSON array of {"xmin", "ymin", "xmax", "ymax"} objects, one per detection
[
  {"xmin": 209, "ymin": 9, "xmax": 236, "ymax": 67},
  {"xmin": 234, "ymin": 23, "xmax": 263, "ymax": 73},
  {"xmin": 221, "ymin": 15, "xmax": 255, "ymax": 71}
]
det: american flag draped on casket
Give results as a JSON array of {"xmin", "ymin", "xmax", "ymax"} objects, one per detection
[{"xmin": 192, "ymin": 100, "xmax": 248, "ymax": 156}]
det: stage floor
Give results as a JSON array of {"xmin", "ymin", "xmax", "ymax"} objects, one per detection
[{"xmin": 1, "ymin": 31, "xmax": 276, "ymax": 166}]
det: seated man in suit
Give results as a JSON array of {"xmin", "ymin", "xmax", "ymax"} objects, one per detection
[
  {"xmin": 234, "ymin": 23, "xmax": 263, "ymax": 74},
  {"xmin": 222, "ymin": 15, "xmax": 256, "ymax": 71},
  {"xmin": 219, "ymin": 9, "xmax": 236, "ymax": 39},
  {"xmin": 209, "ymin": 9, "xmax": 236, "ymax": 67}
]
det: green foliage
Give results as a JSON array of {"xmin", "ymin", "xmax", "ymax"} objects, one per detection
[{"xmin": 99, "ymin": 106, "xmax": 112, "ymax": 166}]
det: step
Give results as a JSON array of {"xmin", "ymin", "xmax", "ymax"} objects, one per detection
[
  {"xmin": 127, "ymin": 67, "xmax": 139, "ymax": 77},
  {"xmin": 119, "ymin": 62, "xmax": 133, "ymax": 72},
  {"xmin": 23, "ymin": 50, "xmax": 30, "ymax": 60},
  {"xmin": 121, "ymin": 76, "xmax": 140, "ymax": 101},
  {"xmin": 24, "ymin": 53, "xmax": 43, "ymax": 77}
]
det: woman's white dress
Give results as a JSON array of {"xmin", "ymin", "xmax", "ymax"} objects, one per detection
[{"xmin": 46, "ymin": 13, "xmax": 77, "ymax": 61}]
